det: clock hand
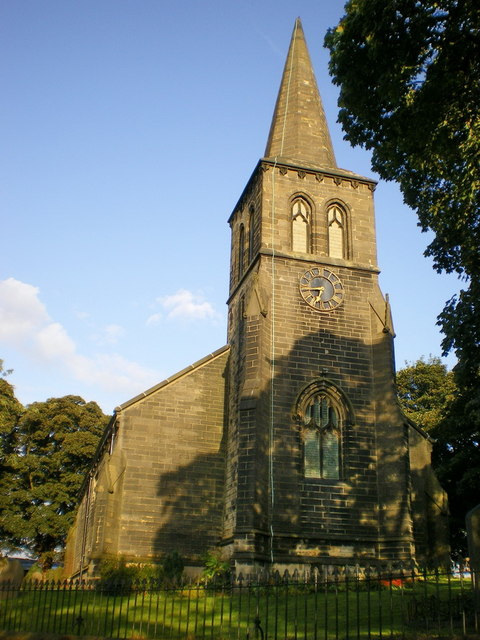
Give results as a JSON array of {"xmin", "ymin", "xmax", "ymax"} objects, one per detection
[{"xmin": 300, "ymin": 286, "xmax": 325, "ymax": 302}]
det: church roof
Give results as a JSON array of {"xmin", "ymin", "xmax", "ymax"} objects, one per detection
[
  {"xmin": 114, "ymin": 344, "xmax": 230, "ymax": 411},
  {"xmin": 264, "ymin": 18, "xmax": 337, "ymax": 170}
]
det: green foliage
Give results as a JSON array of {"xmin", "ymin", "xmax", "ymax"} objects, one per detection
[
  {"xmin": 396, "ymin": 356, "xmax": 456, "ymax": 432},
  {"xmin": 97, "ymin": 557, "xmax": 140, "ymax": 592},
  {"xmin": 325, "ymin": 0, "xmax": 480, "ymax": 455},
  {"xmin": 25, "ymin": 562, "xmax": 63, "ymax": 582},
  {"xmin": 96, "ymin": 553, "xmax": 184, "ymax": 593},
  {"xmin": 325, "ymin": 0, "xmax": 479, "ymax": 278},
  {"xmin": 326, "ymin": 2, "xmax": 479, "ymax": 555},
  {"xmin": 201, "ymin": 550, "xmax": 230, "ymax": 582},
  {"xmin": 396, "ymin": 357, "xmax": 479, "ymax": 554},
  {"xmin": 430, "ymin": 385, "xmax": 480, "ymax": 555},
  {"xmin": 96, "ymin": 557, "xmax": 163, "ymax": 593},
  {"xmin": 0, "ymin": 359, "xmax": 13, "ymax": 378},
  {"xmin": 0, "ymin": 391, "xmax": 109, "ymax": 566},
  {"xmin": 162, "ymin": 550, "xmax": 184, "ymax": 582},
  {"xmin": 0, "ymin": 366, "xmax": 25, "ymax": 557},
  {"xmin": 0, "ymin": 571, "xmax": 474, "ymax": 639},
  {"xmin": 438, "ymin": 280, "xmax": 480, "ymax": 391},
  {"xmin": 0, "ymin": 365, "xmax": 23, "ymax": 454}
]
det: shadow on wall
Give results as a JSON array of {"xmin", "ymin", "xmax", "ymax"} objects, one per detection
[
  {"xmin": 153, "ymin": 327, "xmax": 447, "ymax": 566},
  {"xmin": 153, "ymin": 450, "xmax": 226, "ymax": 562}
]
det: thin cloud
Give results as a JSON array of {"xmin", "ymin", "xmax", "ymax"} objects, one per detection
[
  {"xmin": 146, "ymin": 312, "xmax": 163, "ymax": 326},
  {"xmin": 0, "ymin": 277, "xmax": 158, "ymax": 395},
  {"xmin": 0, "ymin": 278, "xmax": 50, "ymax": 345},
  {"xmin": 75, "ymin": 309, "xmax": 90, "ymax": 320},
  {"xmin": 92, "ymin": 323, "xmax": 126, "ymax": 346},
  {"xmin": 158, "ymin": 289, "xmax": 218, "ymax": 321},
  {"xmin": 250, "ymin": 20, "xmax": 284, "ymax": 58},
  {"xmin": 105, "ymin": 324, "xmax": 125, "ymax": 341},
  {"xmin": 36, "ymin": 322, "xmax": 76, "ymax": 359},
  {"xmin": 69, "ymin": 353, "xmax": 159, "ymax": 394}
]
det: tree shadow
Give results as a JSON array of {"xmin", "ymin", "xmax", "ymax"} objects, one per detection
[{"xmin": 153, "ymin": 325, "xmax": 448, "ymax": 569}]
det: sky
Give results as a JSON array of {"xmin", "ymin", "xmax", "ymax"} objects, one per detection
[{"xmin": 1, "ymin": 0, "xmax": 460, "ymax": 415}]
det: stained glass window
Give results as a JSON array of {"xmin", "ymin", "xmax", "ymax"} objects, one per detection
[{"xmin": 303, "ymin": 394, "xmax": 340, "ymax": 479}]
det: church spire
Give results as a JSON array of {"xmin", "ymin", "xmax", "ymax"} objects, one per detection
[{"xmin": 264, "ymin": 18, "xmax": 337, "ymax": 169}]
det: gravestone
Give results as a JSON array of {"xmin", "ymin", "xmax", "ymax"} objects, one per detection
[
  {"xmin": 466, "ymin": 504, "xmax": 480, "ymax": 600},
  {"xmin": 0, "ymin": 557, "xmax": 23, "ymax": 600}
]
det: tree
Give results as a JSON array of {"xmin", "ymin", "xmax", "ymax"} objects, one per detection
[
  {"xmin": 324, "ymin": 0, "xmax": 480, "ymax": 381},
  {"xmin": 326, "ymin": 3, "xmax": 479, "ymax": 554},
  {"xmin": 0, "ymin": 360, "xmax": 23, "ymax": 447},
  {"xmin": 396, "ymin": 356, "xmax": 456, "ymax": 432},
  {"xmin": 430, "ymin": 384, "xmax": 480, "ymax": 555},
  {"xmin": 0, "ymin": 362, "xmax": 24, "ymax": 557},
  {"xmin": 0, "ymin": 394, "xmax": 109, "ymax": 568},
  {"xmin": 396, "ymin": 357, "xmax": 479, "ymax": 554}
]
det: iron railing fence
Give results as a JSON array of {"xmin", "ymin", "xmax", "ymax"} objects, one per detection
[{"xmin": 0, "ymin": 563, "xmax": 478, "ymax": 640}]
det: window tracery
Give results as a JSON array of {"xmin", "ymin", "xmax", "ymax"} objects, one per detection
[
  {"xmin": 291, "ymin": 197, "xmax": 311, "ymax": 253},
  {"xmin": 295, "ymin": 381, "xmax": 352, "ymax": 480},
  {"xmin": 303, "ymin": 394, "xmax": 341, "ymax": 479},
  {"xmin": 327, "ymin": 204, "xmax": 346, "ymax": 258}
]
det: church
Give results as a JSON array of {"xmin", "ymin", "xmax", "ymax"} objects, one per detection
[{"xmin": 65, "ymin": 19, "xmax": 448, "ymax": 577}]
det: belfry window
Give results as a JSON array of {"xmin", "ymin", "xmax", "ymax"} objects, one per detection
[
  {"xmin": 238, "ymin": 224, "xmax": 245, "ymax": 278},
  {"xmin": 292, "ymin": 198, "xmax": 310, "ymax": 253},
  {"xmin": 327, "ymin": 205, "xmax": 345, "ymax": 259},
  {"xmin": 302, "ymin": 394, "xmax": 341, "ymax": 479},
  {"xmin": 248, "ymin": 207, "xmax": 255, "ymax": 263}
]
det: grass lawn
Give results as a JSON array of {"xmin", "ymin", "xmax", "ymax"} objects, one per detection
[{"xmin": 0, "ymin": 575, "xmax": 476, "ymax": 639}]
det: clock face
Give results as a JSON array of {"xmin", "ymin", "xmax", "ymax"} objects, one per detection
[{"xmin": 299, "ymin": 267, "xmax": 344, "ymax": 311}]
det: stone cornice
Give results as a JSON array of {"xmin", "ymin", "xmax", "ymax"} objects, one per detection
[
  {"xmin": 258, "ymin": 248, "xmax": 380, "ymax": 275},
  {"xmin": 228, "ymin": 159, "xmax": 377, "ymax": 225},
  {"xmin": 260, "ymin": 158, "xmax": 376, "ymax": 188}
]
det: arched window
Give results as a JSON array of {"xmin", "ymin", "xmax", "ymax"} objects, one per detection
[
  {"xmin": 248, "ymin": 207, "xmax": 255, "ymax": 263},
  {"xmin": 296, "ymin": 381, "xmax": 351, "ymax": 480},
  {"xmin": 303, "ymin": 394, "xmax": 341, "ymax": 479},
  {"xmin": 238, "ymin": 224, "xmax": 245, "ymax": 278},
  {"xmin": 327, "ymin": 204, "xmax": 345, "ymax": 258},
  {"xmin": 291, "ymin": 197, "xmax": 310, "ymax": 253}
]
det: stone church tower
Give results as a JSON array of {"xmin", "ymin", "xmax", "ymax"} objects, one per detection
[{"xmin": 65, "ymin": 19, "xmax": 448, "ymax": 577}]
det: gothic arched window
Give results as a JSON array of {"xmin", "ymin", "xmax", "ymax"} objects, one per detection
[
  {"xmin": 327, "ymin": 204, "xmax": 346, "ymax": 259},
  {"xmin": 291, "ymin": 197, "xmax": 311, "ymax": 253},
  {"xmin": 303, "ymin": 394, "xmax": 341, "ymax": 479},
  {"xmin": 248, "ymin": 207, "xmax": 255, "ymax": 263},
  {"xmin": 296, "ymin": 382, "xmax": 351, "ymax": 480},
  {"xmin": 238, "ymin": 224, "xmax": 245, "ymax": 278}
]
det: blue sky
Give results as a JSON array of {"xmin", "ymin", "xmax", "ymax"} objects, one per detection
[{"xmin": 1, "ymin": 1, "xmax": 459, "ymax": 414}]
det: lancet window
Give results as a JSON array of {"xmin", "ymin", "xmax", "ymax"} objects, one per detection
[
  {"xmin": 248, "ymin": 207, "xmax": 255, "ymax": 263},
  {"xmin": 291, "ymin": 197, "xmax": 311, "ymax": 253},
  {"xmin": 327, "ymin": 204, "xmax": 346, "ymax": 259},
  {"xmin": 238, "ymin": 224, "xmax": 245, "ymax": 278}
]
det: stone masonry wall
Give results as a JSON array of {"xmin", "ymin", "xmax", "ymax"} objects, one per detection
[
  {"xmin": 226, "ymin": 162, "xmax": 415, "ymax": 565},
  {"xmin": 110, "ymin": 348, "xmax": 229, "ymax": 565}
]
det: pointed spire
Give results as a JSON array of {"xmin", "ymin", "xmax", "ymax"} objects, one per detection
[{"xmin": 264, "ymin": 18, "xmax": 337, "ymax": 169}]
